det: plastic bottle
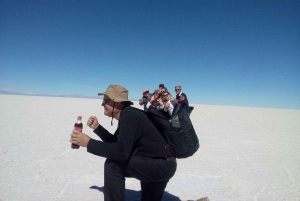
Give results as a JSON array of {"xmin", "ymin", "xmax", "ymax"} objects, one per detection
[{"xmin": 71, "ymin": 116, "xmax": 83, "ymax": 149}]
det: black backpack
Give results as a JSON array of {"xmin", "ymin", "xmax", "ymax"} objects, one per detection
[{"xmin": 130, "ymin": 103, "xmax": 200, "ymax": 158}]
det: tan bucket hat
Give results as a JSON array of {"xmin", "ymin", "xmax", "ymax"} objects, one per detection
[{"xmin": 98, "ymin": 84, "xmax": 133, "ymax": 105}]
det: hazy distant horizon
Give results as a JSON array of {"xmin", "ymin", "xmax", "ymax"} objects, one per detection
[{"xmin": 1, "ymin": 90, "xmax": 298, "ymax": 110}]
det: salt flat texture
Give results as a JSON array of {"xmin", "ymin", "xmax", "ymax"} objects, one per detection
[{"xmin": 1, "ymin": 94, "xmax": 299, "ymax": 201}]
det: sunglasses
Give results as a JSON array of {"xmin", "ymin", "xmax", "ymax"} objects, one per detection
[
  {"xmin": 143, "ymin": 91, "xmax": 149, "ymax": 95},
  {"xmin": 102, "ymin": 99, "xmax": 111, "ymax": 105},
  {"xmin": 175, "ymin": 88, "xmax": 181, "ymax": 91}
]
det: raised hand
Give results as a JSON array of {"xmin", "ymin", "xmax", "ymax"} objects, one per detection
[{"xmin": 87, "ymin": 116, "xmax": 100, "ymax": 130}]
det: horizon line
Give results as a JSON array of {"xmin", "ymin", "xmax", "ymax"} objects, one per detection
[{"xmin": 0, "ymin": 90, "xmax": 298, "ymax": 111}]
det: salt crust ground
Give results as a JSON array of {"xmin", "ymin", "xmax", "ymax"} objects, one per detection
[{"xmin": 0, "ymin": 94, "xmax": 299, "ymax": 201}]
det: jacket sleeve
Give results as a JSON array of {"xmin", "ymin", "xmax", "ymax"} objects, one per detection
[
  {"xmin": 93, "ymin": 125, "xmax": 118, "ymax": 142},
  {"xmin": 143, "ymin": 98, "xmax": 149, "ymax": 105},
  {"xmin": 87, "ymin": 109, "xmax": 139, "ymax": 161}
]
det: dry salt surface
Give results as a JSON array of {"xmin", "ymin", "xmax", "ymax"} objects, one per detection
[{"xmin": 0, "ymin": 94, "xmax": 300, "ymax": 201}]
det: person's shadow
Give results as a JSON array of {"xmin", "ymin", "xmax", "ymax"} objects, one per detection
[{"xmin": 90, "ymin": 186, "xmax": 181, "ymax": 201}]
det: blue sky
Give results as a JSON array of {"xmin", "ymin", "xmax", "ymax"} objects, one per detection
[{"xmin": 1, "ymin": 0, "xmax": 299, "ymax": 109}]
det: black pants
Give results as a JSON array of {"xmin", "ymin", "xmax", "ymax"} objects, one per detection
[{"xmin": 104, "ymin": 155, "xmax": 177, "ymax": 201}]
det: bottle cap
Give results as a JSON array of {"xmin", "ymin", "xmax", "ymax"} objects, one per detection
[{"xmin": 77, "ymin": 116, "xmax": 82, "ymax": 120}]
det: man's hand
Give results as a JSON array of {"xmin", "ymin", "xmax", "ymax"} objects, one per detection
[
  {"xmin": 87, "ymin": 116, "xmax": 100, "ymax": 130},
  {"xmin": 70, "ymin": 130, "xmax": 91, "ymax": 147},
  {"xmin": 139, "ymin": 99, "xmax": 143, "ymax": 105}
]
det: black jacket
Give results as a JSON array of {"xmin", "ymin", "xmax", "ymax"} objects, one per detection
[{"xmin": 87, "ymin": 107, "xmax": 171, "ymax": 161}]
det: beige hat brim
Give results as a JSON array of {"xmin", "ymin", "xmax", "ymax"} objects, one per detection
[
  {"xmin": 98, "ymin": 92, "xmax": 133, "ymax": 105},
  {"xmin": 98, "ymin": 92, "xmax": 106, "ymax": 96}
]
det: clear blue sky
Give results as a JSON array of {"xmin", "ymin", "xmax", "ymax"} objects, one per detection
[{"xmin": 1, "ymin": 0, "xmax": 299, "ymax": 109}]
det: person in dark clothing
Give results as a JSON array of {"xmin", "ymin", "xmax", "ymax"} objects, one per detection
[
  {"xmin": 175, "ymin": 85, "xmax": 191, "ymax": 116},
  {"xmin": 70, "ymin": 84, "xmax": 177, "ymax": 201},
  {"xmin": 139, "ymin": 89, "xmax": 151, "ymax": 111}
]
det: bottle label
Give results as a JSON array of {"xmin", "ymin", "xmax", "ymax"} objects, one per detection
[{"xmin": 75, "ymin": 126, "xmax": 82, "ymax": 132}]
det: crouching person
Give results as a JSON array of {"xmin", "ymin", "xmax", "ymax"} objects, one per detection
[{"xmin": 70, "ymin": 84, "xmax": 177, "ymax": 201}]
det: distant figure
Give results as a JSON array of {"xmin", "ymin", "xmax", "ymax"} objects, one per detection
[
  {"xmin": 175, "ymin": 85, "xmax": 191, "ymax": 116},
  {"xmin": 159, "ymin": 83, "xmax": 165, "ymax": 90},
  {"xmin": 139, "ymin": 89, "xmax": 151, "ymax": 111}
]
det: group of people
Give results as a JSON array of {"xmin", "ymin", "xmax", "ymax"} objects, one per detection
[
  {"xmin": 70, "ymin": 84, "xmax": 194, "ymax": 201},
  {"xmin": 139, "ymin": 83, "xmax": 192, "ymax": 117}
]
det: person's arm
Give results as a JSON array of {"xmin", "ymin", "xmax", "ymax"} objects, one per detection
[
  {"xmin": 87, "ymin": 109, "xmax": 139, "ymax": 161},
  {"xmin": 139, "ymin": 99, "xmax": 143, "ymax": 105},
  {"xmin": 171, "ymin": 99, "xmax": 178, "ymax": 106},
  {"xmin": 143, "ymin": 98, "xmax": 148, "ymax": 105},
  {"xmin": 93, "ymin": 125, "xmax": 118, "ymax": 142}
]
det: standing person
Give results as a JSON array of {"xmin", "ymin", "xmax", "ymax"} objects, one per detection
[
  {"xmin": 70, "ymin": 84, "xmax": 177, "ymax": 201},
  {"xmin": 175, "ymin": 85, "xmax": 191, "ymax": 116},
  {"xmin": 139, "ymin": 89, "xmax": 151, "ymax": 111}
]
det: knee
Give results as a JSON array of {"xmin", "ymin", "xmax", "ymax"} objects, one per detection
[{"xmin": 104, "ymin": 159, "xmax": 125, "ymax": 178}]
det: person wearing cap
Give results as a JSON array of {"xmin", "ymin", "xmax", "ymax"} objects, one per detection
[
  {"xmin": 175, "ymin": 85, "xmax": 191, "ymax": 116},
  {"xmin": 70, "ymin": 84, "xmax": 177, "ymax": 201},
  {"xmin": 139, "ymin": 89, "xmax": 151, "ymax": 111}
]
